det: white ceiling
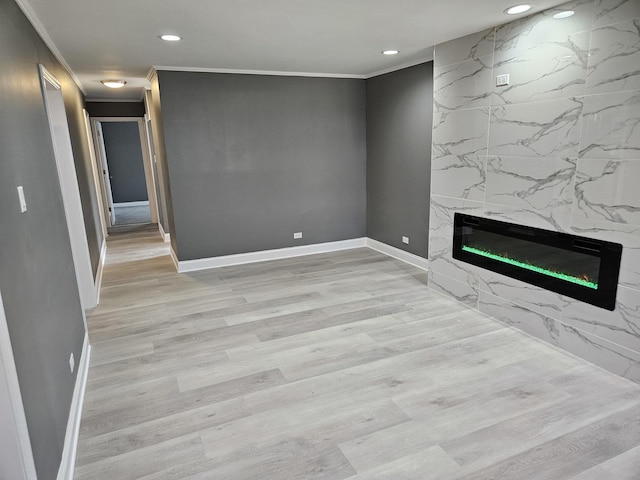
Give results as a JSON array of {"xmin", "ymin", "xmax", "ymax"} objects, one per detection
[{"xmin": 17, "ymin": 0, "xmax": 569, "ymax": 101}]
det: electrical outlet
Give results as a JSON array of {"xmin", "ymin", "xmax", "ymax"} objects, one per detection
[
  {"xmin": 69, "ymin": 353, "xmax": 75, "ymax": 373},
  {"xmin": 402, "ymin": 236, "xmax": 409, "ymax": 245},
  {"xmin": 496, "ymin": 74, "xmax": 510, "ymax": 87},
  {"xmin": 294, "ymin": 232, "xmax": 303, "ymax": 239}
]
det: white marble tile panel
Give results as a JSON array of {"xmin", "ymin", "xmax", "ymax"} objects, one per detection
[
  {"xmin": 478, "ymin": 290, "xmax": 562, "ymax": 344},
  {"xmin": 483, "ymin": 202, "xmax": 572, "ymax": 233},
  {"xmin": 429, "ymin": 270, "xmax": 479, "ymax": 308},
  {"xmin": 479, "ymin": 270, "xmax": 570, "ymax": 321},
  {"xmin": 574, "ymin": 158, "xmax": 640, "ymax": 227},
  {"xmin": 489, "ymin": 98, "xmax": 582, "ymax": 158},
  {"xmin": 579, "ymin": 91, "xmax": 640, "ymax": 159},
  {"xmin": 432, "ymin": 107, "xmax": 490, "ymax": 160},
  {"xmin": 593, "ymin": 0, "xmax": 640, "ymax": 28},
  {"xmin": 556, "ymin": 322, "xmax": 640, "ymax": 383},
  {"xmin": 434, "ymin": 28, "xmax": 495, "ymax": 67},
  {"xmin": 495, "ymin": 0, "xmax": 595, "ymax": 54},
  {"xmin": 431, "ymin": 154, "xmax": 486, "ymax": 201},
  {"xmin": 562, "ymin": 285, "xmax": 640, "ymax": 352},
  {"xmin": 586, "ymin": 19, "xmax": 640, "ymax": 94},
  {"xmin": 485, "ymin": 156, "xmax": 576, "ymax": 211},
  {"xmin": 492, "ymin": 32, "xmax": 589, "ymax": 104},
  {"xmin": 434, "ymin": 55, "xmax": 493, "ymax": 111}
]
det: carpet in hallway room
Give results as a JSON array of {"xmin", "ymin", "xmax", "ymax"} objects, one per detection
[{"xmin": 113, "ymin": 204, "xmax": 151, "ymax": 225}]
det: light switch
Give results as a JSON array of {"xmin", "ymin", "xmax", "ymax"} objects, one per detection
[
  {"xmin": 17, "ymin": 186, "xmax": 27, "ymax": 213},
  {"xmin": 496, "ymin": 74, "xmax": 510, "ymax": 87}
]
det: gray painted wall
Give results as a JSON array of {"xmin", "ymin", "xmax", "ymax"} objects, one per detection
[
  {"xmin": 101, "ymin": 122, "xmax": 149, "ymax": 203},
  {"xmin": 0, "ymin": 0, "xmax": 87, "ymax": 478},
  {"xmin": 366, "ymin": 63, "xmax": 433, "ymax": 258},
  {"xmin": 86, "ymin": 101, "xmax": 145, "ymax": 118},
  {"xmin": 157, "ymin": 71, "xmax": 367, "ymax": 261}
]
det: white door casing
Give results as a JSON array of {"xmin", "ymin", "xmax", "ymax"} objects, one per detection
[{"xmin": 39, "ymin": 65, "xmax": 96, "ymax": 313}]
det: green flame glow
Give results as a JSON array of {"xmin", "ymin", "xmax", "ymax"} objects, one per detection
[{"xmin": 462, "ymin": 245, "xmax": 598, "ymax": 290}]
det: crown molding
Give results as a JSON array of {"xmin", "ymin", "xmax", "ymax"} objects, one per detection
[
  {"xmin": 153, "ymin": 66, "xmax": 366, "ymax": 79},
  {"xmin": 14, "ymin": 0, "xmax": 87, "ymax": 95}
]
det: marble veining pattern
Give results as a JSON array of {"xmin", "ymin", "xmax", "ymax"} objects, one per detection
[
  {"xmin": 434, "ymin": 56, "xmax": 493, "ymax": 111},
  {"xmin": 587, "ymin": 19, "xmax": 640, "ymax": 94},
  {"xmin": 492, "ymin": 32, "xmax": 589, "ymax": 104},
  {"xmin": 579, "ymin": 91, "xmax": 640, "ymax": 159},
  {"xmin": 484, "ymin": 202, "xmax": 572, "ymax": 233},
  {"xmin": 429, "ymin": 270, "xmax": 479, "ymax": 308},
  {"xmin": 494, "ymin": 0, "xmax": 595, "ymax": 54},
  {"xmin": 563, "ymin": 286, "xmax": 640, "ymax": 352},
  {"xmin": 485, "ymin": 156, "xmax": 576, "ymax": 211},
  {"xmin": 593, "ymin": 0, "xmax": 640, "ymax": 28},
  {"xmin": 574, "ymin": 159, "xmax": 640, "ymax": 227},
  {"xmin": 479, "ymin": 269, "xmax": 570, "ymax": 320},
  {"xmin": 432, "ymin": 108, "xmax": 490, "ymax": 160},
  {"xmin": 431, "ymin": 154, "xmax": 486, "ymax": 201},
  {"xmin": 489, "ymin": 98, "xmax": 582, "ymax": 158}
]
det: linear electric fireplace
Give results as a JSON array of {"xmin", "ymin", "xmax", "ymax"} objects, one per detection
[{"xmin": 453, "ymin": 214, "xmax": 623, "ymax": 310}]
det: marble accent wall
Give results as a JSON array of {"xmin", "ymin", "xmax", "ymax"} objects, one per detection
[{"xmin": 429, "ymin": 0, "xmax": 640, "ymax": 383}]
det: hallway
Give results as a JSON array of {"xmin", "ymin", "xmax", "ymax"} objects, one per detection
[{"xmin": 74, "ymin": 231, "xmax": 640, "ymax": 479}]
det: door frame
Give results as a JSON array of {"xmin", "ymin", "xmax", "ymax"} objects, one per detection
[
  {"xmin": 39, "ymin": 65, "xmax": 96, "ymax": 312},
  {"xmin": 82, "ymin": 109, "xmax": 108, "ymax": 240},
  {"xmin": 90, "ymin": 121, "xmax": 116, "ymax": 227},
  {"xmin": 90, "ymin": 117, "xmax": 159, "ymax": 227}
]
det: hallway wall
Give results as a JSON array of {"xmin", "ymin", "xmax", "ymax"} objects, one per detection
[{"xmin": 0, "ymin": 0, "xmax": 90, "ymax": 477}]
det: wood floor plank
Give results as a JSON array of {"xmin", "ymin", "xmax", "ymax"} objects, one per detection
[
  {"xmin": 450, "ymin": 403, "xmax": 640, "ymax": 480},
  {"xmin": 567, "ymin": 445, "xmax": 640, "ymax": 480},
  {"xmin": 74, "ymin": 229, "xmax": 640, "ymax": 479}
]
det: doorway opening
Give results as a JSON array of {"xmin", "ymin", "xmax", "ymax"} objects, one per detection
[{"xmin": 91, "ymin": 117, "xmax": 158, "ymax": 232}]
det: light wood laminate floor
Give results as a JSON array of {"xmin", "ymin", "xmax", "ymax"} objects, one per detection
[{"xmin": 75, "ymin": 229, "xmax": 640, "ymax": 479}]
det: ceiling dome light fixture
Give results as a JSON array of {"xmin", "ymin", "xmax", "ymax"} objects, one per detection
[
  {"xmin": 382, "ymin": 50, "xmax": 399, "ymax": 55},
  {"xmin": 101, "ymin": 80, "xmax": 127, "ymax": 89},
  {"xmin": 553, "ymin": 10, "xmax": 575, "ymax": 18},
  {"xmin": 504, "ymin": 4, "xmax": 532, "ymax": 14},
  {"xmin": 160, "ymin": 34, "xmax": 182, "ymax": 42}
]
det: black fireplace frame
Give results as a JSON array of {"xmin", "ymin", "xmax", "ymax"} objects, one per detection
[{"xmin": 453, "ymin": 213, "xmax": 623, "ymax": 310}]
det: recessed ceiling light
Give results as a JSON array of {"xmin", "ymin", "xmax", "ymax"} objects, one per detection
[
  {"xmin": 160, "ymin": 34, "xmax": 182, "ymax": 42},
  {"xmin": 101, "ymin": 80, "xmax": 127, "ymax": 89},
  {"xmin": 505, "ymin": 4, "xmax": 532, "ymax": 14},
  {"xmin": 553, "ymin": 10, "xmax": 575, "ymax": 18},
  {"xmin": 382, "ymin": 50, "xmax": 399, "ymax": 55}
]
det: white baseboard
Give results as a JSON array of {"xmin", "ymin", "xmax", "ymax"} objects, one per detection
[
  {"xmin": 366, "ymin": 238, "xmax": 429, "ymax": 271},
  {"xmin": 177, "ymin": 238, "xmax": 367, "ymax": 273},
  {"xmin": 170, "ymin": 247, "xmax": 179, "ymax": 271},
  {"xmin": 158, "ymin": 223, "xmax": 170, "ymax": 243},
  {"xmin": 113, "ymin": 201, "xmax": 149, "ymax": 207},
  {"xmin": 57, "ymin": 333, "xmax": 91, "ymax": 480},
  {"xmin": 94, "ymin": 239, "xmax": 107, "ymax": 305}
]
